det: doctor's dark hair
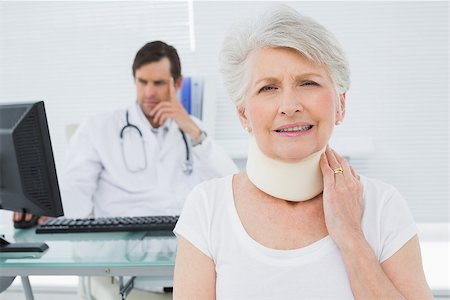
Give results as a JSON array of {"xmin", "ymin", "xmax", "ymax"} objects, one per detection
[
  {"xmin": 219, "ymin": 5, "xmax": 350, "ymax": 105},
  {"xmin": 132, "ymin": 41, "xmax": 182, "ymax": 80}
]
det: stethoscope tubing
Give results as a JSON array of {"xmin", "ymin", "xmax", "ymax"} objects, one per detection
[{"xmin": 119, "ymin": 110, "xmax": 193, "ymax": 175}]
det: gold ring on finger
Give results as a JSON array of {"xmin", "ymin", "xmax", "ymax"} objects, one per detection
[{"xmin": 333, "ymin": 167, "xmax": 344, "ymax": 174}]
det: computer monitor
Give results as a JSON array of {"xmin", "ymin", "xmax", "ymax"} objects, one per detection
[{"xmin": 0, "ymin": 101, "xmax": 64, "ymax": 252}]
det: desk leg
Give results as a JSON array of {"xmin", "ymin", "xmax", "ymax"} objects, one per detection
[
  {"xmin": 119, "ymin": 276, "xmax": 135, "ymax": 300},
  {"xmin": 20, "ymin": 276, "xmax": 35, "ymax": 300}
]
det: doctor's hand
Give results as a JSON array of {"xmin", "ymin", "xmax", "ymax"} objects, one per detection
[
  {"xmin": 149, "ymin": 77, "xmax": 202, "ymax": 140},
  {"xmin": 12, "ymin": 212, "xmax": 51, "ymax": 229},
  {"xmin": 319, "ymin": 146, "xmax": 365, "ymax": 250}
]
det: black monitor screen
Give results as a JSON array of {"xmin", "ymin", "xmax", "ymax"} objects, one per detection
[{"xmin": 0, "ymin": 101, "xmax": 64, "ymax": 217}]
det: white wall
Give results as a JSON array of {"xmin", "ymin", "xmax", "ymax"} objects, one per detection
[{"xmin": 0, "ymin": 1, "xmax": 448, "ymax": 222}]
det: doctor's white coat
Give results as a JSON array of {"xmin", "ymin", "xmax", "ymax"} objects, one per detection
[{"xmin": 61, "ymin": 102, "xmax": 238, "ymax": 218}]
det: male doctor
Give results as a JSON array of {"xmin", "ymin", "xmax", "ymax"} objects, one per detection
[
  {"xmin": 63, "ymin": 41, "xmax": 237, "ymax": 217},
  {"xmin": 61, "ymin": 41, "xmax": 237, "ymax": 299}
]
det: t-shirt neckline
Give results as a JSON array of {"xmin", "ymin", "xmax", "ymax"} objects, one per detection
[{"xmin": 227, "ymin": 174, "xmax": 336, "ymax": 264}]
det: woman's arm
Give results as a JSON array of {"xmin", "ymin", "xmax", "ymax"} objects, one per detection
[
  {"xmin": 173, "ymin": 235, "xmax": 216, "ymax": 300},
  {"xmin": 381, "ymin": 236, "xmax": 432, "ymax": 299},
  {"xmin": 320, "ymin": 148, "xmax": 432, "ymax": 299},
  {"xmin": 338, "ymin": 233, "xmax": 432, "ymax": 299}
]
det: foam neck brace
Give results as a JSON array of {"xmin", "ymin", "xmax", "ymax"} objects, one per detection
[{"xmin": 246, "ymin": 136, "xmax": 325, "ymax": 202}]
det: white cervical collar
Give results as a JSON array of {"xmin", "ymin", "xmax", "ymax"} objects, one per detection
[{"xmin": 246, "ymin": 135, "xmax": 325, "ymax": 202}]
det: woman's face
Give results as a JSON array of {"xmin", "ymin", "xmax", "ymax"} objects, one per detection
[{"xmin": 239, "ymin": 47, "xmax": 345, "ymax": 162}]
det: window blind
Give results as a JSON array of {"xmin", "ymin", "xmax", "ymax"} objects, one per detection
[
  {"xmin": 1, "ymin": 1, "xmax": 448, "ymax": 222},
  {"xmin": 0, "ymin": 0, "xmax": 194, "ymax": 169}
]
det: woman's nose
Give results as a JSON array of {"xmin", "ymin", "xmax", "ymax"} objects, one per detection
[{"xmin": 278, "ymin": 91, "xmax": 304, "ymax": 116}]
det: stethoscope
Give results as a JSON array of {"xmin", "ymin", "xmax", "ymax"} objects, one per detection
[{"xmin": 119, "ymin": 110, "xmax": 193, "ymax": 175}]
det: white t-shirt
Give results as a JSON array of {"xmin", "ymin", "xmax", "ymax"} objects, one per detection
[{"xmin": 174, "ymin": 174, "xmax": 417, "ymax": 300}]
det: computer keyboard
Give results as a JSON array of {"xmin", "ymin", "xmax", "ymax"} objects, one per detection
[{"xmin": 35, "ymin": 215, "xmax": 179, "ymax": 234}]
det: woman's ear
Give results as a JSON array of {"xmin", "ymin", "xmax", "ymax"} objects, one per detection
[
  {"xmin": 336, "ymin": 92, "xmax": 346, "ymax": 124},
  {"xmin": 237, "ymin": 104, "xmax": 251, "ymax": 132}
]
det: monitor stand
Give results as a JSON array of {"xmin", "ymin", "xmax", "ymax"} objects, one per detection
[{"xmin": 0, "ymin": 236, "xmax": 48, "ymax": 253}]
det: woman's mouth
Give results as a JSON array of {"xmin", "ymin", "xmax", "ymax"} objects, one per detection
[
  {"xmin": 274, "ymin": 124, "xmax": 314, "ymax": 136},
  {"xmin": 275, "ymin": 124, "xmax": 313, "ymax": 132}
]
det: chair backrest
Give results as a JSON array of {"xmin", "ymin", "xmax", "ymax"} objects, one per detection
[{"xmin": 178, "ymin": 76, "xmax": 203, "ymax": 120}]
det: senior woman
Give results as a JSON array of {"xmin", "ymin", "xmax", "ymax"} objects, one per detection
[{"xmin": 173, "ymin": 6, "xmax": 432, "ymax": 300}]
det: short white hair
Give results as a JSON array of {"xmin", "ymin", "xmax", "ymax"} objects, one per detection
[{"xmin": 219, "ymin": 5, "xmax": 350, "ymax": 105}]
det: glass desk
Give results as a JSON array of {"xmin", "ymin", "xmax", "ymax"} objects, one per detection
[{"xmin": 0, "ymin": 225, "xmax": 176, "ymax": 299}]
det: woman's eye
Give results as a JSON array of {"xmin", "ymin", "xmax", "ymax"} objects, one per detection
[
  {"xmin": 259, "ymin": 86, "xmax": 277, "ymax": 93},
  {"xmin": 301, "ymin": 81, "xmax": 319, "ymax": 86}
]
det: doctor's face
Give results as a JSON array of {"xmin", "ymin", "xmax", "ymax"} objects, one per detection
[
  {"xmin": 239, "ymin": 47, "xmax": 346, "ymax": 162},
  {"xmin": 134, "ymin": 58, "xmax": 173, "ymax": 119}
]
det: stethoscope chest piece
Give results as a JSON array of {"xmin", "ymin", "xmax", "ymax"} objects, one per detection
[{"xmin": 182, "ymin": 160, "xmax": 193, "ymax": 175}]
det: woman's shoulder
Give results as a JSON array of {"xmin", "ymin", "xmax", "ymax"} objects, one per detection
[
  {"xmin": 359, "ymin": 174, "xmax": 399, "ymax": 203},
  {"xmin": 359, "ymin": 174, "xmax": 410, "ymax": 224},
  {"xmin": 191, "ymin": 173, "xmax": 235, "ymax": 198},
  {"xmin": 359, "ymin": 175, "xmax": 417, "ymax": 262},
  {"xmin": 182, "ymin": 174, "xmax": 235, "ymax": 212},
  {"xmin": 178, "ymin": 174, "xmax": 235, "ymax": 229}
]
